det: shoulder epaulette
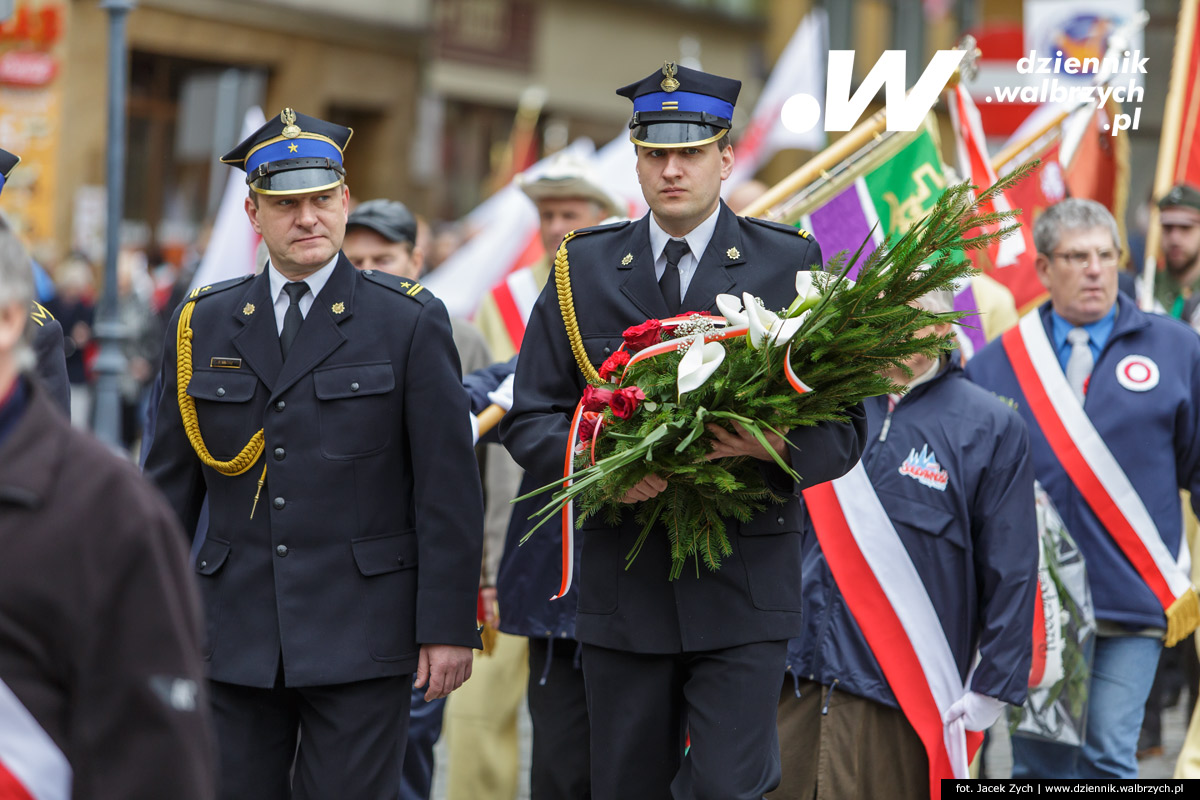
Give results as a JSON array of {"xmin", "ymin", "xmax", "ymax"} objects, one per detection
[
  {"xmin": 569, "ymin": 219, "xmax": 633, "ymax": 238},
  {"xmin": 187, "ymin": 274, "xmax": 253, "ymax": 301},
  {"xmin": 29, "ymin": 301, "xmax": 54, "ymax": 326},
  {"xmin": 745, "ymin": 216, "xmax": 812, "ymax": 239},
  {"xmin": 360, "ymin": 269, "xmax": 433, "ymax": 304}
]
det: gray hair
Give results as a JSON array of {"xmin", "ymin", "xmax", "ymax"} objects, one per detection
[
  {"xmin": 0, "ymin": 215, "xmax": 35, "ymax": 369},
  {"xmin": 1034, "ymin": 198, "xmax": 1120, "ymax": 255}
]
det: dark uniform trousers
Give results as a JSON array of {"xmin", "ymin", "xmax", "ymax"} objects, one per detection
[
  {"xmin": 210, "ymin": 674, "xmax": 412, "ymax": 800},
  {"xmin": 500, "ymin": 204, "xmax": 867, "ymax": 800},
  {"xmin": 527, "ymin": 637, "xmax": 592, "ymax": 799},
  {"xmin": 144, "ymin": 257, "xmax": 484, "ymax": 800}
]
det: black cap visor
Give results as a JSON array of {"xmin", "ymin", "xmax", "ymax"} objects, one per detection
[
  {"xmin": 248, "ymin": 159, "xmax": 346, "ymax": 196},
  {"xmin": 346, "ymin": 217, "xmax": 415, "ymax": 244},
  {"xmin": 630, "ymin": 122, "xmax": 728, "ymax": 148}
]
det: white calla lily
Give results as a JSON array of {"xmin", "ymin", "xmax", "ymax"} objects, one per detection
[
  {"xmin": 795, "ymin": 270, "xmax": 817, "ymax": 300},
  {"xmin": 787, "ymin": 270, "xmax": 823, "ymax": 314},
  {"xmin": 770, "ymin": 310, "xmax": 809, "ymax": 348},
  {"xmin": 715, "ymin": 293, "xmax": 747, "ymax": 326},
  {"xmin": 744, "ymin": 292, "xmax": 780, "ymax": 349},
  {"xmin": 677, "ymin": 334, "xmax": 726, "ymax": 398}
]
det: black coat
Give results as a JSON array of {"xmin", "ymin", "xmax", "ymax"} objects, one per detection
[
  {"xmin": 144, "ymin": 256, "xmax": 484, "ymax": 688},
  {"xmin": 499, "ymin": 203, "xmax": 867, "ymax": 654},
  {"xmin": 0, "ymin": 378, "xmax": 215, "ymax": 800}
]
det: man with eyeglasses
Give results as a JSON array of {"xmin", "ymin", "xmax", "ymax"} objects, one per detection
[{"xmin": 968, "ymin": 198, "xmax": 1200, "ymax": 778}]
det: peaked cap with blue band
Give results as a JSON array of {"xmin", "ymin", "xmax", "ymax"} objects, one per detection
[
  {"xmin": 0, "ymin": 148, "xmax": 19, "ymax": 195},
  {"xmin": 221, "ymin": 108, "xmax": 353, "ymax": 195},
  {"xmin": 616, "ymin": 62, "xmax": 741, "ymax": 148}
]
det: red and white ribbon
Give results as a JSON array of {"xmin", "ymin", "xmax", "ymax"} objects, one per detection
[
  {"xmin": 1002, "ymin": 312, "xmax": 1191, "ymax": 610},
  {"xmin": 0, "ymin": 676, "xmax": 71, "ymax": 800},
  {"xmin": 804, "ymin": 464, "xmax": 981, "ymax": 797}
]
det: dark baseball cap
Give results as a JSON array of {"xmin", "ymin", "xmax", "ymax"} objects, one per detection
[
  {"xmin": 1158, "ymin": 184, "xmax": 1200, "ymax": 214},
  {"xmin": 346, "ymin": 199, "xmax": 418, "ymax": 244}
]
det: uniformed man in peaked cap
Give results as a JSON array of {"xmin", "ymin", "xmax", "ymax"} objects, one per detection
[
  {"xmin": 499, "ymin": 65, "xmax": 867, "ymax": 799},
  {"xmin": 1, "ymin": 147, "xmax": 70, "ymax": 417},
  {"xmin": 143, "ymin": 109, "xmax": 484, "ymax": 800}
]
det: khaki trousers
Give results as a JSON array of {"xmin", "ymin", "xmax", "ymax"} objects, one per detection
[
  {"xmin": 441, "ymin": 631, "xmax": 529, "ymax": 799},
  {"xmin": 770, "ymin": 677, "xmax": 928, "ymax": 800}
]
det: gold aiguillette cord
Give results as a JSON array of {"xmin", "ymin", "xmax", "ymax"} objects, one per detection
[{"xmin": 250, "ymin": 463, "xmax": 268, "ymax": 519}]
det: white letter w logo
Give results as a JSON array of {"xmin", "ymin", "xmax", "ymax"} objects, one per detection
[{"xmin": 822, "ymin": 50, "xmax": 967, "ymax": 131}]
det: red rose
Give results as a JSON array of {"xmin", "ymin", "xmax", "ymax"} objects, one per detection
[
  {"xmin": 581, "ymin": 385, "xmax": 614, "ymax": 412},
  {"xmin": 578, "ymin": 410, "xmax": 603, "ymax": 444},
  {"xmin": 598, "ymin": 350, "xmax": 631, "ymax": 381},
  {"xmin": 622, "ymin": 319, "xmax": 663, "ymax": 351},
  {"xmin": 609, "ymin": 386, "xmax": 646, "ymax": 420}
]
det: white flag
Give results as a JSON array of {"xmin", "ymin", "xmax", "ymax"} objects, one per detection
[
  {"xmin": 725, "ymin": 9, "xmax": 828, "ymax": 192},
  {"xmin": 189, "ymin": 107, "xmax": 265, "ymax": 291}
]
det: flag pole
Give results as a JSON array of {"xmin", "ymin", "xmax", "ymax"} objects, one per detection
[
  {"xmin": 991, "ymin": 108, "xmax": 1073, "ymax": 172},
  {"xmin": 1144, "ymin": 0, "xmax": 1199, "ymax": 308}
]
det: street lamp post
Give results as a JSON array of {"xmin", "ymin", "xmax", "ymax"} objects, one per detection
[{"xmin": 92, "ymin": 0, "xmax": 136, "ymax": 450}]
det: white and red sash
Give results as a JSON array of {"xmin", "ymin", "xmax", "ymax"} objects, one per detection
[
  {"xmin": 1001, "ymin": 312, "xmax": 1192, "ymax": 611},
  {"xmin": 0, "ymin": 676, "xmax": 71, "ymax": 800},
  {"xmin": 803, "ymin": 463, "xmax": 982, "ymax": 798},
  {"xmin": 488, "ymin": 266, "xmax": 542, "ymax": 354}
]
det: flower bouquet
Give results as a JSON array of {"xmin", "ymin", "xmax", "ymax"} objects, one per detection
[{"xmin": 520, "ymin": 171, "xmax": 1029, "ymax": 581}]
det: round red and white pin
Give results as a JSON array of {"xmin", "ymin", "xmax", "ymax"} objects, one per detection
[{"xmin": 1114, "ymin": 354, "xmax": 1159, "ymax": 392}]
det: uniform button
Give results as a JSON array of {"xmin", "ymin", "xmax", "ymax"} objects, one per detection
[
  {"xmin": 273, "ymin": 448, "xmax": 285, "ymax": 461},
  {"xmin": 363, "ymin": 269, "xmax": 374, "ymax": 276},
  {"xmin": 273, "ymin": 497, "xmax": 285, "ymax": 509},
  {"xmin": 603, "ymin": 346, "xmax": 611, "ymax": 354},
  {"xmin": 216, "ymin": 387, "xmax": 226, "ymax": 397},
  {"xmin": 276, "ymin": 545, "xmax": 289, "ymax": 557},
  {"xmin": 350, "ymin": 381, "xmax": 360, "ymax": 392},
  {"xmin": 199, "ymin": 560, "xmax": 207, "ymax": 569},
  {"xmin": 275, "ymin": 400, "xmax": 286, "ymax": 412},
  {"xmin": 777, "ymin": 515, "xmax": 785, "ymax": 525}
]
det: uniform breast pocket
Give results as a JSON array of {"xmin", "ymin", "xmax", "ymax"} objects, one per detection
[
  {"xmin": 582, "ymin": 334, "xmax": 626, "ymax": 369},
  {"xmin": 738, "ymin": 502, "xmax": 805, "ymax": 612},
  {"xmin": 186, "ymin": 369, "xmax": 260, "ymax": 459},
  {"xmin": 314, "ymin": 361, "xmax": 395, "ymax": 459}
]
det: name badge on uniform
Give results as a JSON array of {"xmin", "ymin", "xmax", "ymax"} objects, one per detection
[{"xmin": 211, "ymin": 357, "xmax": 243, "ymax": 369}]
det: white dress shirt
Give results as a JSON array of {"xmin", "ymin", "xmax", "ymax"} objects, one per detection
[
  {"xmin": 648, "ymin": 204, "xmax": 721, "ymax": 301},
  {"xmin": 267, "ymin": 256, "xmax": 338, "ymax": 335}
]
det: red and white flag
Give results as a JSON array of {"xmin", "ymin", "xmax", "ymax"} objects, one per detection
[{"xmin": 948, "ymin": 84, "xmax": 1027, "ymax": 268}]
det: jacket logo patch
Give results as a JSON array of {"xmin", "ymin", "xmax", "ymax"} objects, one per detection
[
  {"xmin": 898, "ymin": 444, "xmax": 948, "ymax": 491},
  {"xmin": 1115, "ymin": 354, "xmax": 1159, "ymax": 392}
]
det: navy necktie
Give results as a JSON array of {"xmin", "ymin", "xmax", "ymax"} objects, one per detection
[
  {"xmin": 659, "ymin": 239, "xmax": 689, "ymax": 315},
  {"xmin": 279, "ymin": 281, "xmax": 309, "ymax": 361}
]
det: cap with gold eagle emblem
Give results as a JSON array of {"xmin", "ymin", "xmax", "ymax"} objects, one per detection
[
  {"xmin": 616, "ymin": 62, "xmax": 741, "ymax": 148},
  {"xmin": 221, "ymin": 108, "xmax": 353, "ymax": 195}
]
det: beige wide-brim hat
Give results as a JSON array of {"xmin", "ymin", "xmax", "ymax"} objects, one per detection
[{"xmin": 516, "ymin": 152, "xmax": 627, "ymax": 219}]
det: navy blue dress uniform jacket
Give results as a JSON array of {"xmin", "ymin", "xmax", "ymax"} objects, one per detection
[
  {"xmin": 499, "ymin": 203, "xmax": 867, "ymax": 654},
  {"xmin": 31, "ymin": 302, "xmax": 70, "ymax": 417},
  {"xmin": 144, "ymin": 255, "xmax": 484, "ymax": 689},
  {"xmin": 787, "ymin": 359, "xmax": 1037, "ymax": 709}
]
